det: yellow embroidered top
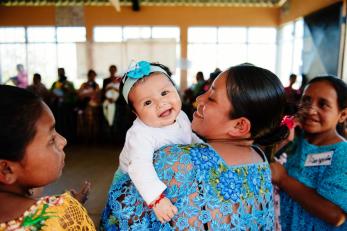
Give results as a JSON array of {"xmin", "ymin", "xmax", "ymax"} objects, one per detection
[{"xmin": 0, "ymin": 192, "xmax": 96, "ymax": 231}]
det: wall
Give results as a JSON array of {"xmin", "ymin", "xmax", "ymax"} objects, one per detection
[
  {"xmin": 302, "ymin": 2, "xmax": 342, "ymax": 78},
  {"xmin": 280, "ymin": 0, "xmax": 342, "ymax": 24},
  {"xmin": 0, "ymin": 5, "xmax": 279, "ymax": 27},
  {"xmin": 0, "ymin": 6, "xmax": 56, "ymax": 25}
]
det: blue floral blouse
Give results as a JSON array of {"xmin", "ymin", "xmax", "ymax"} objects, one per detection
[
  {"xmin": 280, "ymin": 136, "xmax": 347, "ymax": 230},
  {"xmin": 100, "ymin": 143, "xmax": 274, "ymax": 230}
]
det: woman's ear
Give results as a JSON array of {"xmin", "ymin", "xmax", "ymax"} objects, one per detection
[
  {"xmin": 227, "ymin": 117, "xmax": 251, "ymax": 137},
  {"xmin": 0, "ymin": 160, "xmax": 18, "ymax": 185},
  {"xmin": 338, "ymin": 108, "xmax": 347, "ymax": 123}
]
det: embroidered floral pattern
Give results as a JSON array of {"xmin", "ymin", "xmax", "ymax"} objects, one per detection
[{"xmin": 100, "ymin": 143, "xmax": 274, "ymax": 230}]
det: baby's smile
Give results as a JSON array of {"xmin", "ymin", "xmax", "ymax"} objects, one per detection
[{"xmin": 159, "ymin": 108, "xmax": 173, "ymax": 118}]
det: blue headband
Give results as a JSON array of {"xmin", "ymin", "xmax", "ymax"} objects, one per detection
[{"xmin": 122, "ymin": 61, "xmax": 170, "ymax": 104}]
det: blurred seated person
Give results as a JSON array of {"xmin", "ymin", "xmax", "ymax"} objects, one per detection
[
  {"xmin": 50, "ymin": 68, "xmax": 77, "ymax": 142},
  {"xmin": 102, "ymin": 65, "xmax": 121, "ymax": 100},
  {"xmin": 5, "ymin": 64, "xmax": 28, "ymax": 88},
  {"xmin": 204, "ymin": 67, "xmax": 222, "ymax": 91},
  {"xmin": 77, "ymin": 69, "xmax": 101, "ymax": 142},
  {"xmin": 103, "ymin": 73, "xmax": 121, "ymax": 127},
  {"xmin": 26, "ymin": 73, "xmax": 51, "ymax": 104},
  {"xmin": 284, "ymin": 73, "xmax": 301, "ymax": 115},
  {"xmin": 191, "ymin": 71, "xmax": 206, "ymax": 98},
  {"xmin": 50, "ymin": 68, "xmax": 76, "ymax": 105}
]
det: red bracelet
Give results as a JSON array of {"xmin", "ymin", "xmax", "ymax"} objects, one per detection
[{"xmin": 148, "ymin": 193, "xmax": 165, "ymax": 209}]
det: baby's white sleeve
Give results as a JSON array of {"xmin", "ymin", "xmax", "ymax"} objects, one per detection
[
  {"xmin": 192, "ymin": 132, "xmax": 204, "ymax": 144},
  {"xmin": 125, "ymin": 130, "xmax": 167, "ymax": 205},
  {"xmin": 178, "ymin": 111, "xmax": 204, "ymax": 144}
]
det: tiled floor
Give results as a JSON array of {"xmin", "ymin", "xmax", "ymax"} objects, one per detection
[{"xmin": 44, "ymin": 143, "xmax": 121, "ymax": 228}]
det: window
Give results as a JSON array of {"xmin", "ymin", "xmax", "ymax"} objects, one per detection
[
  {"xmin": 187, "ymin": 26, "xmax": 277, "ymax": 87},
  {"xmin": 93, "ymin": 26, "xmax": 181, "ymax": 86},
  {"xmin": 94, "ymin": 27, "xmax": 123, "ymax": 42},
  {"xmin": 27, "ymin": 27, "xmax": 56, "ymax": 43},
  {"xmin": 0, "ymin": 27, "xmax": 25, "ymax": 43},
  {"xmin": 0, "ymin": 27, "xmax": 86, "ymax": 87},
  {"xmin": 123, "ymin": 26, "xmax": 151, "ymax": 40},
  {"xmin": 152, "ymin": 27, "xmax": 180, "ymax": 41},
  {"xmin": 278, "ymin": 19, "xmax": 304, "ymax": 88},
  {"xmin": 57, "ymin": 27, "xmax": 86, "ymax": 43},
  {"xmin": 188, "ymin": 27, "xmax": 217, "ymax": 43}
]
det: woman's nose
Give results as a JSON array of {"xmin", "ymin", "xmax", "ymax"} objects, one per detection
[
  {"xmin": 57, "ymin": 133, "xmax": 67, "ymax": 149},
  {"xmin": 196, "ymin": 91, "xmax": 207, "ymax": 105},
  {"xmin": 306, "ymin": 104, "xmax": 318, "ymax": 115}
]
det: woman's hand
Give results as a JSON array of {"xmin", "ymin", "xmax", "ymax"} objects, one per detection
[
  {"xmin": 270, "ymin": 162, "xmax": 288, "ymax": 187},
  {"xmin": 270, "ymin": 165, "xmax": 347, "ymax": 226},
  {"xmin": 70, "ymin": 181, "xmax": 91, "ymax": 205},
  {"xmin": 152, "ymin": 197, "xmax": 178, "ymax": 223}
]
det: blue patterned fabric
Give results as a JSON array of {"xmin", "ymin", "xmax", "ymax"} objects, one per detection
[
  {"xmin": 280, "ymin": 135, "xmax": 347, "ymax": 230},
  {"xmin": 100, "ymin": 143, "xmax": 274, "ymax": 230}
]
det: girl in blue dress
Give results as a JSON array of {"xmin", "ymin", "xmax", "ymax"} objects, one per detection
[
  {"xmin": 271, "ymin": 76, "xmax": 347, "ymax": 230},
  {"xmin": 100, "ymin": 63, "xmax": 290, "ymax": 230}
]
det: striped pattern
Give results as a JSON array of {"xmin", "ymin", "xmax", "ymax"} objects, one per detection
[{"xmin": 1, "ymin": 0, "xmax": 286, "ymax": 7}]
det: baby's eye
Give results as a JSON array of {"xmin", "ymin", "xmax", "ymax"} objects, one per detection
[
  {"xmin": 161, "ymin": 90, "xmax": 169, "ymax": 96},
  {"xmin": 144, "ymin": 100, "xmax": 152, "ymax": 106}
]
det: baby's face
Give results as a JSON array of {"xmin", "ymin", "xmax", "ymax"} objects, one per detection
[{"xmin": 129, "ymin": 73, "xmax": 181, "ymax": 127}]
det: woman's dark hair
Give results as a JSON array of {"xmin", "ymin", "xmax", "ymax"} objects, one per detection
[
  {"xmin": 307, "ymin": 75, "xmax": 347, "ymax": 110},
  {"xmin": 0, "ymin": 85, "xmax": 43, "ymax": 161},
  {"xmin": 226, "ymin": 63, "xmax": 288, "ymax": 146},
  {"xmin": 196, "ymin": 71, "xmax": 204, "ymax": 81},
  {"xmin": 33, "ymin": 73, "xmax": 41, "ymax": 81},
  {"xmin": 87, "ymin": 69, "xmax": 97, "ymax": 78}
]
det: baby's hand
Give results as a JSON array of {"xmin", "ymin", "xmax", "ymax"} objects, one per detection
[
  {"xmin": 70, "ymin": 181, "xmax": 91, "ymax": 205},
  {"xmin": 152, "ymin": 196, "xmax": 178, "ymax": 223}
]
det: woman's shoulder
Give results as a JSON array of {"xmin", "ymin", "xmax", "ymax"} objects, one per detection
[
  {"xmin": 298, "ymin": 135, "xmax": 347, "ymax": 153},
  {"xmin": 43, "ymin": 192, "xmax": 95, "ymax": 230},
  {"xmin": 154, "ymin": 143, "xmax": 211, "ymax": 166},
  {"xmin": 334, "ymin": 139, "xmax": 347, "ymax": 148},
  {"xmin": 155, "ymin": 143, "xmax": 273, "ymax": 202},
  {"xmin": 0, "ymin": 192, "xmax": 95, "ymax": 231},
  {"xmin": 0, "ymin": 193, "xmax": 65, "ymax": 230},
  {"xmin": 156, "ymin": 143, "xmax": 210, "ymax": 155},
  {"xmin": 330, "ymin": 140, "xmax": 347, "ymax": 162}
]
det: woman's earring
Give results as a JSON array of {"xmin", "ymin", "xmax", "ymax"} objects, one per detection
[{"xmin": 26, "ymin": 188, "xmax": 34, "ymax": 196}]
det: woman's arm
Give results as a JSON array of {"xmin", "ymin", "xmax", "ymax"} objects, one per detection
[{"xmin": 271, "ymin": 162, "xmax": 346, "ymax": 226}]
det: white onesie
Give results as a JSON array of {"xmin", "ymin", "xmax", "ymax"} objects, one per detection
[{"xmin": 119, "ymin": 110, "xmax": 202, "ymax": 204}]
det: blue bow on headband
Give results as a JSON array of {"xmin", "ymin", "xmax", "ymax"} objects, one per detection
[{"xmin": 126, "ymin": 61, "xmax": 151, "ymax": 79}]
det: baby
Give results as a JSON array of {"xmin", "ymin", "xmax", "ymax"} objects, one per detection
[{"xmin": 119, "ymin": 61, "xmax": 202, "ymax": 223}]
